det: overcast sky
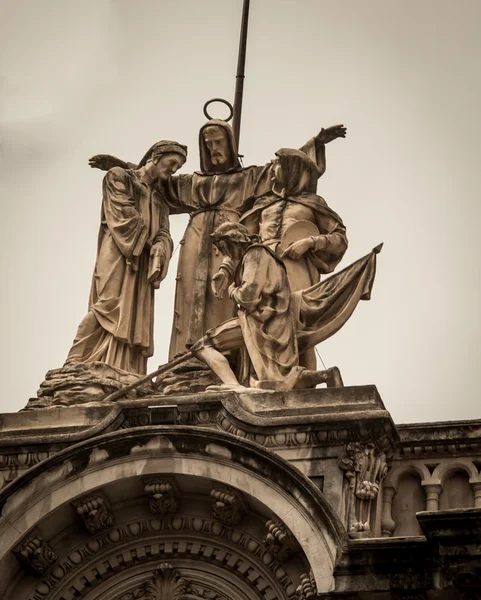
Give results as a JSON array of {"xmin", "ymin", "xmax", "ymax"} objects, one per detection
[{"xmin": 1, "ymin": 0, "xmax": 480, "ymax": 423}]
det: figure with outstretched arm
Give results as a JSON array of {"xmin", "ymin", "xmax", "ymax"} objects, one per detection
[
  {"xmin": 88, "ymin": 123, "xmax": 346, "ymax": 393},
  {"xmin": 66, "ymin": 141, "xmax": 187, "ymax": 375}
]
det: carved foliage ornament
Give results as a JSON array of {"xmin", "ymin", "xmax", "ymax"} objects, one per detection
[
  {"xmin": 73, "ymin": 494, "xmax": 114, "ymax": 534},
  {"xmin": 144, "ymin": 478, "xmax": 179, "ymax": 514},
  {"xmin": 14, "ymin": 534, "xmax": 58, "ymax": 576},
  {"xmin": 264, "ymin": 518, "xmax": 295, "ymax": 562},
  {"xmin": 296, "ymin": 570, "xmax": 316, "ymax": 600},
  {"xmin": 115, "ymin": 565, "xmax": 230, "ymax": 600},
  {"xmin": 340, "ymin": 442, "xmax": 388, "ymax": 538},
  {"xmin": 211, "ymin": 486, "xmax": 245, "ymax": 525}
]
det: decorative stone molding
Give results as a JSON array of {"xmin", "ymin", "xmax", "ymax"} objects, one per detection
[
  {"xmin": 296, "ymin": 570, "xmax": 316, "ymax": 600},
  {"xmin": 340, "ymin": 442, "xmax": 388, "ymax": 538},
  {"xmin": 14, "ymin": 534, "xmax": 57, "ymax": 576},
  {"xmin": 24, "ymin": 516, "xmax": 296, "ymax": 600},
  {"xmin": 211, "ymin": 486, "xmax": 245, "ymax": 525},
  {"xmin": 73, "ymin": 494, "xmax": 114, "ymax": 534},
  {"xmin": 116, "ymin": 582, "xmax": 152, "ymax": 600},
  {"xmin": 148, "ymin": 563, "xmax": 189, "ymax": 600},
  {"xmin": 144, "ymin": 478, "xmax": 180, "ymax": 514},
  {"xmin": 115, "ymin": 565, "xmax": 231, "ymax": 600},
  {"xmin": 264, "ymin": 518, "xmax": 295, "ymax": 562}
]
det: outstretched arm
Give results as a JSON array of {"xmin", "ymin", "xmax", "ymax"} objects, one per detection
[
  {"xmin": 299, "ymin": 124, "xmax": 347, "ymax": 179},
  {"xmin": 89, "ymin": 154, "xmax": 138, "ymax": 171}
]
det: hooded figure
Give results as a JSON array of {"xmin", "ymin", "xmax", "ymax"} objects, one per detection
[{"xmin": 237, "ymin": 147, "xmax": 348, "ymax": 370}]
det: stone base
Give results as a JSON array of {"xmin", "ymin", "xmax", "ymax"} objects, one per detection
[{"xmin": 28, "ymin": 362, "xmax": 156, "ymax": 409}]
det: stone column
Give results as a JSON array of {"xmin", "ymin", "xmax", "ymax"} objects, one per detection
[
  {"xmin": 471, "ymin": 481, "xmax": 481, "ymax": 508},
  {"xmin": 423, "ymin": 483, "xmax": 442, "ymax": 511},
  {"xmin": 381, "ymin": 484, "xmax": 396, "ymax": 538}
]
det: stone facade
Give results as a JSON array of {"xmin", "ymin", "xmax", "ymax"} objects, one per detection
[{"xmin": 0, "ymin": 386, "xmax": 480, "ymax": 599}]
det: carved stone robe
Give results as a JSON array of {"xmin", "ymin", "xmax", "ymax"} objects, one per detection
[
  {"xmin": 231, "ymin": 244, "xmax": 301, "ymax": 389},
  {"xmin": 67, "ymin": 167, "xmax": 172, "ymax": 374},
  {"xmin": 165, "ymin": 121, "xmax": 327, "ymax": 359}
]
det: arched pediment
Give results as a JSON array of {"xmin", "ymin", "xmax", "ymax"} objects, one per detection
[{"xmin": 0, "ymin": 426, "xmax": 347, "ymax": 599}]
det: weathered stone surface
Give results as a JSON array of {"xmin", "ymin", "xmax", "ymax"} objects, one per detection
[
  {"xmin": 31, "ymin": 362, "xmax": 156, "ymax": 408},
  {"xmin": 14, "ymin": 534, "xmax": 57, "ymax": 576},
  {"xmin": 73, "ymin": 494, "xmax": 114, "ymax": 534},
  {"xmin": 144, "ymin": 477, "xmax": 179, "ymax": 514}
]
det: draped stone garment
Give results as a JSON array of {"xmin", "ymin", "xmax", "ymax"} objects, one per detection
[
  {"xmin": 67, "ymin": 167, "xmax": 173, "ymax": 374},
  {"xmin": 165, "ymin": 121, "xmax": 327, "ymax": 359},
  {"xmin": 231, "ymin": 244, "xmax": 301, "ymax": 389}
]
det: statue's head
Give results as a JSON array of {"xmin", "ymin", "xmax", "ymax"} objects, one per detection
[
  {"xmin": 199, "ymin": 120, "xmax": 241, "ymax": 174},
  {"xmin": 211, "ymin": 222, "xmax": 259, "ymax": 261},
  {"xmin": 138, "ymin": 141, "xmax": 188, "ymax": 181},
  {"xmin": 272, "ymin": 148, "xmax": 319, "ymax": 197}
]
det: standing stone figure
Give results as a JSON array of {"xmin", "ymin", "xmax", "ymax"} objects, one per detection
[
  {"xmin": 67, "ymin": 141, "xmax": 187, "ymax": 375},
  {"xmin": 89, "ymin": 122, "xmax": 346, "ymax": 362},
  {"xmin": 191, "ymin": 222, "xmax": 342, "ymax": 391}
]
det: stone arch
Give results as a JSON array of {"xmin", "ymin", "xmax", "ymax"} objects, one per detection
[
  {"xmin": 432, "ymin": 459, "xmax": 479, "ymax": 485},
  {"xmin": 384, "ymin": 463, "xmax": 431, "ymax": 490},
  {"xmin": 389, "ymin": 467, "xmax": 425, "ymax": 537},
  {"xmin": 0, "ymin": 426, "xmax": 347, "ymax": 599}
]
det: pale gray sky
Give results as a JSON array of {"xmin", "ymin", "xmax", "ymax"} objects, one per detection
[{"xmin": 1, "ymin": 0, "xmax": 480, "ymax": 422}]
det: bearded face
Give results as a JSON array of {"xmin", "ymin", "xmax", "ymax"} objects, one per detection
[{"xmin": 203, "ymin": 126, "xmax": 230, "ymax": 167}]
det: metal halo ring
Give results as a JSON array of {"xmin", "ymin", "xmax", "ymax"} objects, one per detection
[{"xmin": 203, "ymin": 98, "xmax": 234, "ymax": 122}]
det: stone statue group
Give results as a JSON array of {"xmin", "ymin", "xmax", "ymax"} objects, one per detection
[{"xmin": 65, "ymin": 120, "xmax": 380, "ymax": 394}]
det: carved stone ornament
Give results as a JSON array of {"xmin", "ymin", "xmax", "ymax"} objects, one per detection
[
  {"xmin": 211, "ymin": 486, "xmax": 245, "ymax": 525},
  {"xmin": 144, "ymin": 478, "xmax": 179, "ymax": 514},
  {"xmin": 149, "ymin": 563, "xmax": 188, "ymax": 600},
  {"xmin": 14, "ymin": 534, "xmax": 58, "ymax": 576},
  {"xmin": 264, "ymin": 518, "xmax": 295, "ymax": 562},
  {"xmin": 296, "ymin": 570, "xmax": 317, "ymax": 600},
  {"xmin": 73, "ymin": 494, "xmax": 114, "ymax": 534},
  {"xmin": 340, "ymin": 442, "xmax": 388, "ymax": 538}
]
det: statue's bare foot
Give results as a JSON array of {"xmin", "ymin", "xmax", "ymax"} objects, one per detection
[{"xmin": 206, "ymin": 383, "xmax": 249, "ymax": 393}]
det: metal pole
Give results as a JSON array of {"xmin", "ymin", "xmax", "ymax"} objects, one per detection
[{"xmin": 232, "ymin": 0, "xmax": 250, "ymax": 152}]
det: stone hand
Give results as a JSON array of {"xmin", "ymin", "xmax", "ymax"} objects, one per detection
[
  {"xmin": 88, "ymin": 154, "xmax": 129, "ymax": 171},
  {"xmin": 280, "ymin": 237, "xmax": 314, "ymax": 260},
  {"xmin": 212, "ymin": 270, "xmax": 229, "ymax": 300},
  {"xmin": 316, "ymin": 124, "xmax": 346, "ymax": 144},
  {"xmin": 149, "ymin": 244, "xmax": 166, "ymax": 289}
]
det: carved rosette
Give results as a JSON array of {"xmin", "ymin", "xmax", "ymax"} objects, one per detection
[
  {"xmin": 295, "ymin": 570, "xmax": 317, "ymax": 600},
  {"xmin": 15, "ymin": 534, "xmax": 58, "ymax": 576},
  {"xmin": 340, "ymin": 442, "xmax": 388, "ymax": 538},
  {"xmin": 211, "ymin": 486, "xmax": 245, "ymax": 525},
  {"xmin": 264, "ymin": 518, "xmax": 295, "ymax": 562},
  {"xmin": 73, "ymin": 494, "xmax": 114, "ymax": 534},
  {"xmin": 144, "ymin": 478, "xmax": 179, "ymax": 514}
]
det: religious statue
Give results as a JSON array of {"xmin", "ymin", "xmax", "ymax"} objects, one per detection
[
  {"xmin": 213, "ymin": 147, "xmax": 348, "ymax": 370},
  {"xmin": 88, "ymin": 122, "xmax": 346, "ymax": 364},
  {"xmin": 66, "ymin": 141, "xmax": 187, "ymax": 375},
  {"xmin": 191, "ymin": 222, "xmax": 343, "ymax": 391}
]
